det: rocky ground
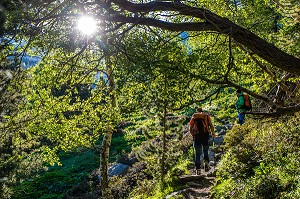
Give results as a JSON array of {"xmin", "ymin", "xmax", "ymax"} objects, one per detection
[
  {"xmin": 166, "ymin": 175, "xmax": 215, "ymax": 199},
  {"xmin": 165, "ymin": 122, "xmax": 229, "ymax": 199},
  {"xmin": 165, "ymin": 153, "xmax": 219, "ymax": 199},
  {"xmin": 66, "ymin": 118, "xmax": 229, "ymax": 199}
]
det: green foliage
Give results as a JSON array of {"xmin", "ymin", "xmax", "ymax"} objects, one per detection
[
  {"xmin": 1, "ymin": 0, "xmax": 299, "ymax": 198},
  {"xmin": 0, "ymin": 40, "xmax": 43, "ymax": 199},
  {"xmin": 0, "ymin": 39, "xmax": 124, "ymax": 195},
  {"xmin": 128, "ymin": 162, "xmax": 188, "ymax": 199},
  {"xmin": 110, "ymin": 133, "xmax": 136, "ymax": 162},
  {"xmin": 204, "ymin": 88, "xmax": 238, "ymax": 123},
  {"xmin": 8, "ymin": 122, "xmax": 147, "ymax": 199},
  {"xmin": 213, "ymin": 116, "xmax": 300, "ymax": 198},
  {"xmin": 123, "ymin": 113, "xmax": 191, "ymax": 198},
  {"xmin": 12, "ymin": 150, "xmax": 99, "ymax": 199},
  {"xmin": 115, "ymin": 26, "xmax": 223, "ymax": 115}
]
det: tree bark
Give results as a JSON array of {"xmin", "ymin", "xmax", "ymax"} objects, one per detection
[
  {"xmin": 160, "ymin": 75, "xmax": 168, "ymax": 188},
  {"xmin": 160, "ymin": 103, "xmax": 167, "ymax": 188},
  {"xmin": 100, "ymin": 34, "xmax": 115, "ymax": 199},
  {"xmin": 100, "ymin": 131, "xmax": 113, "ymax": 198},
  {"xmin": 103, "ymin": 0, "xmax": 300, "ymax": 76}
]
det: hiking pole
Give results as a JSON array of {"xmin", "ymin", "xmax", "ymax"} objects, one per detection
[
  {"xmin": 213, "ymin": 137, "xmax": 215, "ymax": 172},
  {"xmin": 192, "ymin": 140, "xmax": 195, "ymax": 174}
]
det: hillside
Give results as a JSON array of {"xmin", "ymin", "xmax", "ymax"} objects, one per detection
[{"xmin": 1, "ymin": 1, "xmax": 300, "ymax": 198}]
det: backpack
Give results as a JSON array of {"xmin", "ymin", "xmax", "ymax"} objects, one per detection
[
  {"xmin": 243, "ymin": 94, "xmax": 252, "ymax": 111},
  {"xmin": 191, "ymin": 114, "xmax": 209, "ymax": 135}
]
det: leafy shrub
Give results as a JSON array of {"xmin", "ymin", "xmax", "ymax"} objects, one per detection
[
  {"xmin": 124, "ymin": 115, "xmax": 192, "ymax": 198},
  {"xmin": 213, "ymin": 116, "xmax": 300, "ymax": 199}
]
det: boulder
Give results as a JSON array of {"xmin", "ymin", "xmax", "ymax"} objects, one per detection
[
  {"xmin": 213, "ymin": 135, "xmax": 224, "ymax": 145},
  {"xmin": 117, "ymin": 154, "xmax": 137, "ymax": 166},
  {"xmin": 108, "ymin": 163, "xmax": 129, "ymax": 177}
]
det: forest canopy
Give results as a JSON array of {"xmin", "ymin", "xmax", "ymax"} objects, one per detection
[{"xmin": 0, "ymin": 0, "xmax": 299, "ymax": 198}]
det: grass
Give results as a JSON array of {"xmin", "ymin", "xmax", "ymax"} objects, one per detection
[
  {"xmin": 12, "ymin": 132, "xmax": 138, "ymax": 199},
  {"xmin": 12, "ymin": 149, "xmax": 99, "ymax": 199}
]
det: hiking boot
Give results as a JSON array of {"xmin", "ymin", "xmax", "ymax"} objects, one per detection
[
  {"xmin": 196, "ymin": 169, "xmax": 201, "ymax": 175},
  {"xmin": 200, "ymin": 160, "xmax": 204, "ymax": 169},
  {"xmin": 204, "ymin": 161, "xmax": 210, "ymax": 172},
  {"xmin": 195, "ymin": 163, "xmax": 201, "ymax": 170}
]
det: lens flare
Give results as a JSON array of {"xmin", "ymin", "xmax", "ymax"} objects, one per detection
[{"xmin": 77, "ymin": 16, "xmax": 97, "ymax": 36}]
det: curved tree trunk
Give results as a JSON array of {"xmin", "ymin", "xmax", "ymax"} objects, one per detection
[{"xmin": 104, "ymin": 0, "xmax": 300, "ymax": 76}]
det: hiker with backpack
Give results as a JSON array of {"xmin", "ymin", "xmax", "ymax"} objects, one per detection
[
  {"xmin": 236, "ymin": 89, "xmax": 246, "ymax": 125},
  {"xmin": 189, "ymin": 107, "xmax": 215, "ymax": 175},
  {"xmin": 235, "ymin": 89, "xmax": 252, "ymax": 125}
]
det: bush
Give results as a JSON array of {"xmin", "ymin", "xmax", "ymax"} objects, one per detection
[{"xmin": 212, "ymin": 116, "xmax": 300, "ymax": 199}]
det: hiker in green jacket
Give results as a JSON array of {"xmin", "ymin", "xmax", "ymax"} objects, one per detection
[{"xmin": 236, "ymin": 89, "xmax": 246, "ymax": 125}]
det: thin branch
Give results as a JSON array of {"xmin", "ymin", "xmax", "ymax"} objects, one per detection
[{"xmin": 172, "ymin": 86, "xmax": 225, "ymax": 111}]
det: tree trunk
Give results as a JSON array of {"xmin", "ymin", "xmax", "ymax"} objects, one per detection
[
  {"xmin": 160, "ymin": 74, "xmax": 168, "ymax": 188},
  {"xmin": 160, "ymin": 101, "xmax": 167, "ymax": 188},
  {"xmin": 100, "ymin": 131, "xmax": 113, "ymax": 198},
  {"xmin": 106, "ymin": 0, "xmax": 300, "ymax": 76},
  {"xmin": 100, "ymin": 34, "xmax": 116, "ymax": 199}
]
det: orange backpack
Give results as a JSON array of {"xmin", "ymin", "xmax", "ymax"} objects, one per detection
[
  {"xmin": 191, "ymin": 114, "xmax": 209, "ymax": 135},
  {"xmin": 243, "ymin": 94, "xmax": 252, "ymax": 111}
]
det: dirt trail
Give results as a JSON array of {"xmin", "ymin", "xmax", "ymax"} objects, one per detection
[{"xmin": 166, "ymin": 168, "xmax": 216, "ymax": 199}]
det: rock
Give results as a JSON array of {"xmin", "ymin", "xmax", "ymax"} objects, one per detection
[
  {"xmin": 117, "ymin": 154, "xmax": 137, "ymax": 166},
  {"xmin": 225, "ymin": 124, "xmax": 233, "ymax": 130},
  {"xmin": 208, "ymin": 149, "xmax": 215, "ymax": 162},
  {"xmin": 218, "ymin": 129, "xmax": 226, "ymax": 136},
  {"xmin": 213, "ymin": 136, "xmax": 224, "ymax": 145},
  {"xmin": 215, "ymin": 125, "xmax": 224, "ymax": 132},
  {"xmin": 179, "ymin": 175, "xmax": 205, "ymax": 183},
  {"xmin": 108, "ymin": 163, "xmax": 129, "ymax": 177},
  {"xmin": 206, "ymin": 170, "xmax": 216, "ymax": 177},
  {"xmin": 165, "ymin": 188, "xmax": 192, "ymax": 199},
  {"xmin": 208, "ymin": 161, "xmax": 215, "ymax": 167},
  {"xmin": 187, "ymin": 182, "xmax": 202, "ymax": 187}
]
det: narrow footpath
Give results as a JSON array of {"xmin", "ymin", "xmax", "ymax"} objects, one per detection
[
  {"xmin": 166, "ymin": 122, "xmax": 230, "ymax": 199},
  {"xmin": 166, "ymin": 173, "xmax": 215, "ymax": 199}
]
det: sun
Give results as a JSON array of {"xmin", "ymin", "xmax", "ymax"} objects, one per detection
[{"xmin": 77, "ymin": 16, "xmax": 97, "ymax": 36}]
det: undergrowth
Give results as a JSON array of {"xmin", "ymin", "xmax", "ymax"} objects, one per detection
[
  {"xmin": 12, "ymin": 149, "xmax": 99, "ymax": 199},
  {"xmin": 212, "ymin": 115, "xmax": 300, "ymax": 199}
]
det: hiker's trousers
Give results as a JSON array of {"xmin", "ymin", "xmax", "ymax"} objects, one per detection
[
  {"xmin": 194, "ymin": 141, "xmax": 209, "ymax": 169},
  {"xmin": 238, "ymin": 112, "xmax": 245, "ymax": 125}
]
